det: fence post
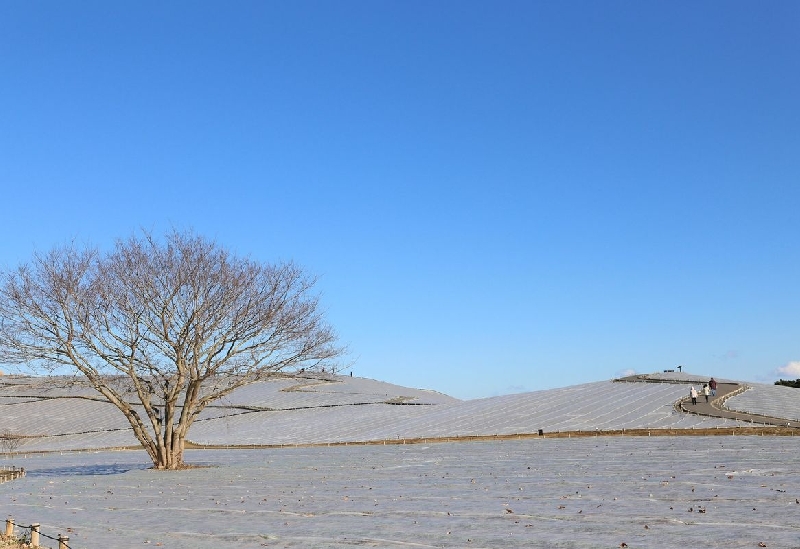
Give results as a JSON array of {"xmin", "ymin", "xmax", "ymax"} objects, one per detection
[
  {"xmin": 58, "ymin": 534, "xmax": 69, "ymax": 549},
  {"xmin": 4, "ymin": 517, "xmax": 13, "ymax": 537},
  {"xmin": 30, "ymin": 523, "xmax": 39, "ymax": 547}
]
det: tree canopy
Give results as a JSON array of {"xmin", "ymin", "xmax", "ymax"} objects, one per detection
[
  {"xmin": 774, "ymin": 379, "xmax": 800, "ymax": 389},
  {"xmin": 0, "ymin": 231, "xmax": 343, "ymax": 468}
]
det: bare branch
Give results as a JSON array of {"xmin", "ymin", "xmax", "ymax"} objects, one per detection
[{"xmin": 0, "ymin": 230, "xmax": 344, "ymax": 469}]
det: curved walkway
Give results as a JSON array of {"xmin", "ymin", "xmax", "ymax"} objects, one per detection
[
  {"xmin": 622, "ymin": 375, "xmax": 800, "ymax": 428},
  {"xmin": 681, "ymin": 382, "xmax": 800, "ymax": 428}
]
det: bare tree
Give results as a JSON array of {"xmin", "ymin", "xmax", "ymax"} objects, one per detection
[
  {"xmin": 0, "ymin": 231, "xmax": 342, "ymax": 469},
  {"xmin": 0, "ymin": 430, "xmax": 25, "ymax": 455}
]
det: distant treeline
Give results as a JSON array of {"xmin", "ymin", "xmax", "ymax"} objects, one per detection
[{"xmin": 775, "ymin": 379, "xmax": 800, "ymax": 388}]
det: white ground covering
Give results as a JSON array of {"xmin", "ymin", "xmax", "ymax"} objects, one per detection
[
  {"xmin": 2, "ymin": 437, "xmax": 800, "ymax": 548},
  {"xmin": 0, "ymin": 376, "xmax": 112, "ymax": 398},
  {"xmin": 189, "ymin": 403, "xmax": 435, "ymax": 446},
  {"xmin": 0, "ymin": 375, "xmax": 787, "ymax": 453},
  {"xmin": 387, "ymin": 381, "xmax": 745, "ymax": 437},
  {"xmin": 725, "ymin": 383, "xmax": 800, "ymax": 422},
  {"xmin": 221, "ymin": 376, "xmax": 459, "ymax": 408},
  {"xmin": 188, "ymin": 381, "xmax": 759, "ymax": 447},
  {"xmin": 0, "ymin": 398, "xmax": 127, "ymax": 436},
  {"xmin": 635, "ymin": 372, "xmax": 735, "ymax": 384},
  {"xmin": 14, "ymin": 430, "xmax": 140, "ymax": 453}
]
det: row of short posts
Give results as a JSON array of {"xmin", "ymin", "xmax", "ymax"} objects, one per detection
[
  {"xmin": 0, "ymin": 467, "xmax": 25, "ymax": 483},
  {"xmin": 5, "ymin": 517, "xmax": 69, "ymax": 549}
]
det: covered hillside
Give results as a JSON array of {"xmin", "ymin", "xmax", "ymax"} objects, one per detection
[{"xmin": 0, "ymin": 372, "xmax": 792, "ymax": 453}]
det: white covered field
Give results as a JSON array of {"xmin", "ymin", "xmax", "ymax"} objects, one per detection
[
  {"xmin": 0, "ymin": 373, "xmax": 793, "ymax": 452},
  {"xmin": 1, "ymin": 373, "xmax": 800, "ymax": 548},
  {"xmin": 2, "ymin": 437, "xmax": 800, "ymax": 549}
]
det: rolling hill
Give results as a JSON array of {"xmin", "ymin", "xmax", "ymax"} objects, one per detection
[{"xmin": 0, "ymin": 371, "xmax": 797, "ymax": 453}]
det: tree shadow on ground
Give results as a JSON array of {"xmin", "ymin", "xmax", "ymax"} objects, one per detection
[{"xmin": 26, "ymin": 463, "xmax": 150, "ymax": 477}]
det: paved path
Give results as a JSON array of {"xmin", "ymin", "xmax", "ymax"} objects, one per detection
[
  {"xmin": 681, "ymin": 382, "xmax": 800, "ymax": 428},
  {"xmin": 622, "ymin": 376, "xmax": 800, "ymax": 429}
]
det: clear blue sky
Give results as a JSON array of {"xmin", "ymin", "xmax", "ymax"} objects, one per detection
[{"xmin": 1, "ymin": 2, "xmax": 798, "ymax": 399}]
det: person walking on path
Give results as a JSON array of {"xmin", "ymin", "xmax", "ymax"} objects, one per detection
[
  {"xmin": 690, "ymin": 386, "xmax": 698, "ymax": 405},
  {"xmin": 702, "ymin": 384, "xmax": 710, "ymax": 403},
  {"xmin": 709, "ymin": 378, "xmax": 717, "ymax": 397}
]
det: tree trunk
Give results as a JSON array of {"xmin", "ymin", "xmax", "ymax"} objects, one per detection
[{"xmin": 153, "ymin": 434, "xmax": 185, "ymax": 470}]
